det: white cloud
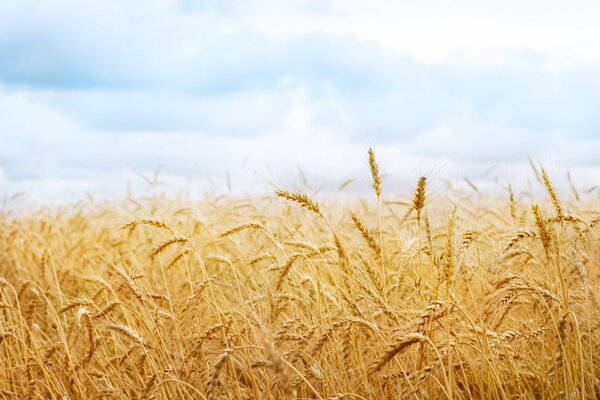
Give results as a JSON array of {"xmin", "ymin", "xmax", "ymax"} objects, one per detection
[
  {"xmin": 1, "ymin": 83, "xmax": 599, "ymax": 203},
  {"xmin": 237, "ymin": 0, "xmax": 600, "ymax": 67},
  {"xmin": 1, "ymin": 0, "xmax": 600, "ymax": 202}
]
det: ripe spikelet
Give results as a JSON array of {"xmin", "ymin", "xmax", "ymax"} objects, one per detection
[
  {"xmin": 423, "ymin": 213, "xmax": 434, "ymax": 258},
  {"xmin": 362, "ymin": 260, "xmax": 383, "ymax": 296},
  {"xmin": 491, "ymin": 330, "xmax": 520, "ymax": 348},
  {"xmin": 368, "ymin": 147, "xmax": 382, "ymax": 198},
  {"xmin": 92, "ymin": 374, "xmax": 117, "ymax": 398},
  {"xmin": 77, "ymin": 307, "xmax": 95, "ymax": 363},
  {"xmin": 501, "ymin": 250, "xmax": 534, "ymax": 263},
  {"xmin": 40, "ymin": 250, "xmax": 48, "ymax": 280},
  {"xmin": 137, "ymin": 353, "xmax": 148, "ymax": 376},
  {"xmin": 400, "ymin": 206, "xmax": 414, "ymax": 224},
  {"xmin": 368, "ymin": 333, "xmax": 428, "ymax": 374},
  {"xmin": 146, "ymin": 293, "xmax": 169, "ymax": 303},
  {"xmin": 540, "ymin": 168, "xmax": 563, "ymax": 218},
  {"xmin": 122, "ymin": 218, "xmax": 173, "ymax": 233},
  {"xmin": 150, "ymin": 236, "xmax": 189, "ymax": 260},
  {"xmin": 302, "ymin": 358, "xmax": 323, "ymax": 383},
  {"xmin": 166, "ymin": 248, "xmax": 192, "ymax": 269},
  {"xmin": 340, "ymin": 291, "xmax": 366, "ymax": 320},
  {"xmin": 154, "ymin": 308, "xmax": 176, "ymax": 321},
  {"xmin": 220, "ymin": 221, "xmax": 269, "ymax": 237},
  {"xmin": 58, "ymin": 297, "xmax": 95, "ymax": 314},
  {"xmin": 460, "ymin": 230, "xmax": 479, "ymax": 253},
  {"xmin": 92, "ymin": 301, "xmax": 121, "ymax": 320},
  {"xmin": 582, "ymin": 216, "xmax": 600, "ymax": 235},
  {"xmin": 140, "ymin": 372, "xmax": 159, "ymax": 400},
  {"xmin": 118, "ymin": 344, "xmax": 141, "ymax": 366},
  {"xmin": 275, "ymin": 253, "xmax": 303, "ymax": 292},
  {"xmin": 504, "ymin": 230, "xmax": 536, "ymax": 253},
  {"xmin": 415, "ymin": 300, "xmax": 447, "ymax": 332},
  {"xmin": 547, "ymin": 213, "xmax": 584, "ymax": 225},
  {"xmin": 207, "ymin": 348, "xmax": 233, "ymax": 400},
  {"xmin": 204, "ymin": 255, "xmax": 233, "ymax": 267},
  {"xmin": 444, "ymin": 209, "xmax": 456, "ymax": 289},
  {"xmin": 492, "ymin": 297, "xmax": 517, "ymax": 329},
  {"xmin": 532, "ymin": 204, "xmax": 551, "ymax": 255},
  {"xmin": 351, "ymin": 212, "xmax": 382, "ymax": 256},
  {"xmin": 187, "ymin": 322, "xmax": 231, "ymax": 360},
  {"xmin": 283, "ymin": 240, "xmax": 318, "ymax": 252},
  {"xmin": 556, "ymin": 314, "xmax": 568, "ymax": 364},
  {"xmin": 24, "ymin": 298, "xmax": 36, "ymax": 330},
  {"xmin": 300, "ymin": 275, "xmax": 318, "ymax": 300},
  {"xmin": 274, "ymin": 318, "xmax": 300, "ymax": 344},
  {"xmin": 249, "ymin": 254, "xmax": 277, "ymax": 266},
  {"xmin": 515, "ymin": 282, "xmax": 560, "ymax": 303},
  {"xmin": 526, "ymin": 327, "xmax": 546, "ymax": 341},
  {"xmin": 265, "ymin": 343, "xmax": 295, "ymax": 398},
  {"xmin": 105, "ymin": 323, "xmax": 145, "ymax": 347},
  {"xmin": 508, "ymin": 184, "xmax": 517, "ymax": 220},
  {"xmin": 113, "ymin": 266, "xmax": 143, "ymax": 301},
  {"xmin": 275, "ymin": 190, "xmax": 321, "ymax": 216},
  {"xmin": 310, "ymin": 321, "xmax": 346, "ymax": 355},
  {"xmin": 17, "ymin": 280, "xmax": 35, "ymax": 300},
  {"xmin": 342, "ymin": 322, "xmax": 353, "ymax": 367},
  {"xmin": 412, "ymin": 176, "xmax": 427, "ymax": 224},
  {"xmin": 333, "ymin": 233, "xmax": 349, "ymax": 274},
  {"xmin": 182, "ymin": 277, "xmax": 216, "ymax": 314},
  {"xmin": 220, "ymin": 221, "xmax": 282, "ymax": 250}
]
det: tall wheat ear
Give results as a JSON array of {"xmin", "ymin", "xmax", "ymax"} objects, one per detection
[
  {"xmin": 275, "ymin": 190, "xmax": 322, "ymax": 216},
  {"xmin": 368, "ymin": 147, "xmax": 382, "ymax": 198}
]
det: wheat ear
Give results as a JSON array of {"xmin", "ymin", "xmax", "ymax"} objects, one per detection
[
  {"xmin": 275, "ymin": 190, "xmax": 322, "ymax": 216},
  {"xmin": 368, "ymin": 147, "xmax": 382, "ymax": 198}
]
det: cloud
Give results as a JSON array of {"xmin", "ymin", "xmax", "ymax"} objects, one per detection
[
  {"xmin": 3, "ymin": 10, "xmax": 599, "ymax": 139},
  {"xmin": 2, "ymin": 0, "xmax": 600, "ymax": 139},
  {"xmin": 409, "ymin": 119, "xmax": 600, "ymax": 165},
  {"xmin": 2, "ymin": 83, "xmax": 600, "ymax": 204},
  {"xmin": 1, "ymin": 0, "xmax": 600, "ymax": 201}
]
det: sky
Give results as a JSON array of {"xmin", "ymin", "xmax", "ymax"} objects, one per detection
[{"xmin": 1, "ymin": 0, "xmax": 600, "ymax": 202}]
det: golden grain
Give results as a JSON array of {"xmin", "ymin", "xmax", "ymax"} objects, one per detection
[
  {"xmin": 351, "ymin": 211, "xmax": 382, "ymax": 256},
  {"xmin": 367, "ymin": 147, "xmax": 382, "ymax": 198},
  {"xmin": 0, "ymin": 152, "xmax": 598, "ymax": 399}
]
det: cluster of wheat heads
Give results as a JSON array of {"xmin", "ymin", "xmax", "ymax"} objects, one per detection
[{"xmin": 1, "ymin": 151, "xmax": 600, "ymax": 399}]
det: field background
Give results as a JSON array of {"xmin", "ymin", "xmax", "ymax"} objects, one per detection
[{"xmin": 1, "ymin": 153, "xmax": 599, "ymax": 399}]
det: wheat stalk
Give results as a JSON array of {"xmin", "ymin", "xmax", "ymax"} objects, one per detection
[
  {"xmin": 532, "ymin": 204, "xmax": 551, "ymax": 255},
  {"xmin": 275, "ymin": 190, "xmax": 322, "ymax": 216},
  {"xmin": 351, "ymin": 212, "xmax": 382, "ymax": 256},
  {"xmin": 105, "ymin": 323, "xmax": 146, "ymax": 347},
  {"xmin": 368, "ymin": 147, "xmax": 382, "ymax": 198},
  {"xmin": 540, "ymin": 168, "xmax": 563, "ymax": 218},
  {"xmin": 150, "ymin": 236, "xmax": 189, "ymax": 260},
  {"xmin": 122, "ymin": 218, "xmax": 174, "ymax": 233},
  {"xmin": 368, "ymin": 333, "xmax": 429, "ymax": 374},
  {"xmin": 412, "ymin": 176, "xmax": 427, "ymax": 225},
  {"xmin": 207, "ymin": 348, "xmax": 233, "ymax": 400}
]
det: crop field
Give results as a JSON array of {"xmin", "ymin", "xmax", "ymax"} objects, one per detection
[{"xmin": 1, "ymin": 149, "xmax": 599, "ymax": 399}]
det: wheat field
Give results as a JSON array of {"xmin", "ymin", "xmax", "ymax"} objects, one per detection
[{"xmin": 1, "ymin": 150, "xmax": 599, "ymax": 399}]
